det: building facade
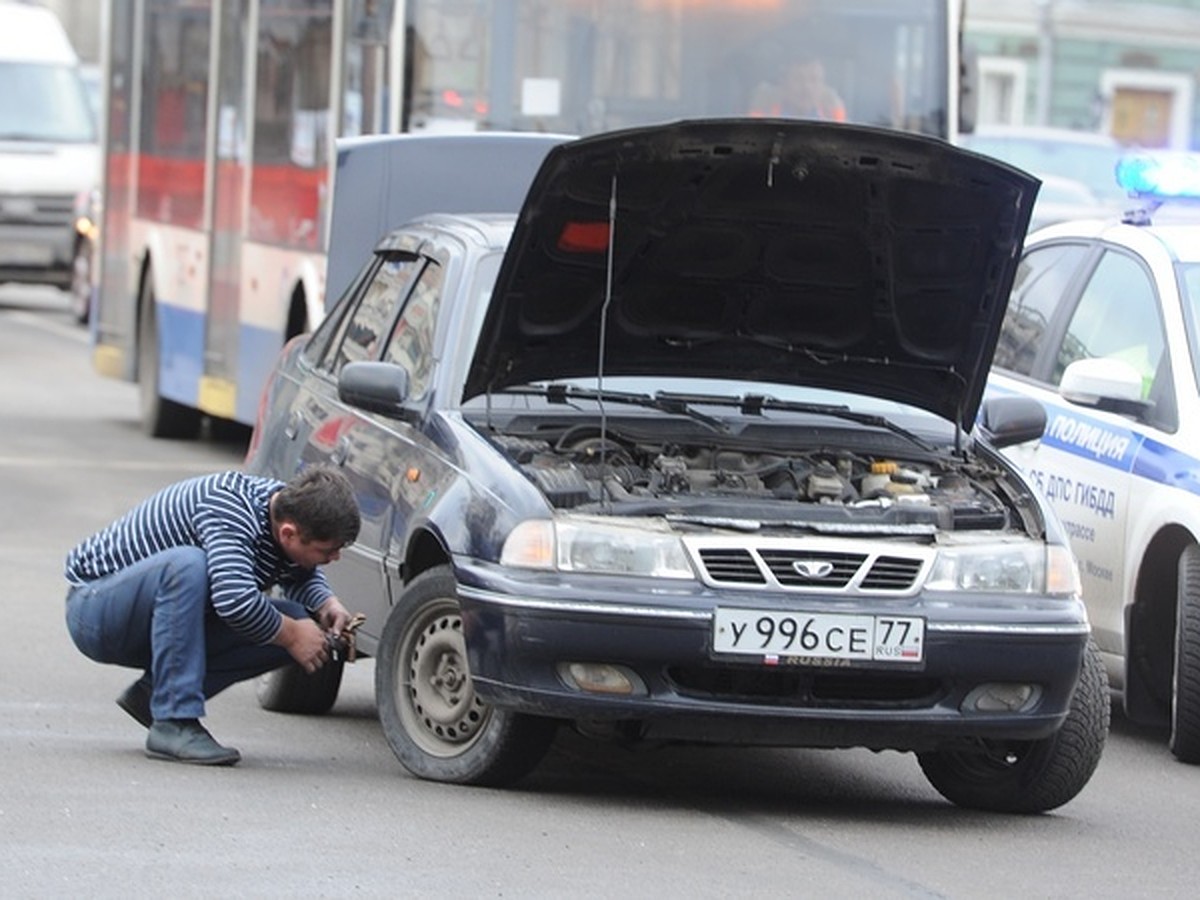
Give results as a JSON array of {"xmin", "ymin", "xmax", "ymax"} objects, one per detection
[{"xmin": 965, "ymin": 0, "xmax": 1200, "ymax": 148}]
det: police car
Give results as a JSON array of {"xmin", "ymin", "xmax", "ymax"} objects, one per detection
[{"xmin": 987, "ymin": 151, "xmax": 1200, "ymax": 762}]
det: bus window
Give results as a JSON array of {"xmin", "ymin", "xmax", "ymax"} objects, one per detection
[
  {"xmin": 405, "ymin": 0, "xmax": 950, "ymax": 139},
  {"xmin": 250, "ymin": 4, "xmax": 334, "ymax": 249},
  {"xmin": 138, "ymin": 1, "xmax": 210, "ymax": 228}
]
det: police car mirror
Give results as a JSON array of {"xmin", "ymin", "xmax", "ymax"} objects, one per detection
[{"xmin": 1060, "ymin": 357, "xmax": 1152, "ymax": 419}]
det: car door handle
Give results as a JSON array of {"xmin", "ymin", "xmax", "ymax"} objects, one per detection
[{"xmin": 331, "ymin": 436, "xmax": 351, "ymax": 466}]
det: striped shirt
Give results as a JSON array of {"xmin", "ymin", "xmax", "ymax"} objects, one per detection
[{"xmin": 64, "ymin": 471, "xmax": 334, "ymax": 645}]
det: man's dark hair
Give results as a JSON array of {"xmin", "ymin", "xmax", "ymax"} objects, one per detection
[{"xmin": 273, "ymin": 466, "xmax": 361, "ymax": 545}]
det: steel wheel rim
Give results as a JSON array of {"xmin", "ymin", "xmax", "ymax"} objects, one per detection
[{"xmin": 396, "ymin": 597, "xmax": 489, "ymax": 757}]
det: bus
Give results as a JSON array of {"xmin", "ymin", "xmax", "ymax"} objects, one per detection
[{"xmin": 93, "ymin": 0, "xmax": 969, "ymax": 438}]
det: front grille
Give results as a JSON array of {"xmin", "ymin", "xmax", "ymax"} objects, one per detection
[
  {"xmin": 760, "ymin": 549, "xmax": 865, "ymax": 588},
  {"xmin": 688, "ymin": 537, "xmax": 930, "ymax": 595},
  {"xmin": 0, "ymin": 193, "xmax": 74, "ymax": 227},
  {"xmin": 697, "ymin": 547, "xmax": 764, "ymax": 584},
  {"xmin": 667, "ymin": 664, "xmax": 944, "ymax": 708},
  {"xmin": 861, "ymin": 555, "xmax": 925, "ymax": 589}
]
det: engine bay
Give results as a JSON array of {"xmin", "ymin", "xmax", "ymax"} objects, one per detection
[{"xmin": 487, "ymin": 423, "xmax": 1020, "ymax": 534}]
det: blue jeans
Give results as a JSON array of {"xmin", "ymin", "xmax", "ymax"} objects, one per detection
[{"xmin": 65, "ymin": 546, "xmax": 298, "ymax": 721}]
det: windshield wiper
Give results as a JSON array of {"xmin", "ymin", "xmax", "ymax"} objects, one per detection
[
  {"xmin": 496, "ymin": 385, "xmax": 940, "ymax": 451},
  {"xmin": 736, "ymin": 394, "xmax": 941, "ymax": 453},
  {"xmin": 498, "ymin": 384, "xmax": 731, "ymax": 433}
]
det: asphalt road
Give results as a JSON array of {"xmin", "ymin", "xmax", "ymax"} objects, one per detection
[{"xmin": 2, "ymin": 285, "xmax": 1197, "ymax": 899}]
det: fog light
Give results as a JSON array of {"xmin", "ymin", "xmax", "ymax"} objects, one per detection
[
  {"xmin": 558, "ymin": 662, "xmax": 645, "ymax": 696},
  {"xmin": 962, "ymin": 683, "xmax": 1041, "ymax": 713}
]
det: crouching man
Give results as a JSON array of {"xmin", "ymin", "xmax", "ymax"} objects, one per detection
[{"xmin": 64, "ymin": 466, "xmax": 361, "ymax": 766}]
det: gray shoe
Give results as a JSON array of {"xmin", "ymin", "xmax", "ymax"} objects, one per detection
[
  {"xmin": 145, "ymin": 719, "xmax": 241, "ymax": 766},
  {"xmin": 116, "ymin": 679, "xmax": 152, "ymax": 729}
]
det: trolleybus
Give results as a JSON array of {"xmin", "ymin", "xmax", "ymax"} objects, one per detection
[{"xmin": 92, "ymin": 0, "xmax": 970, "ymax": 437}]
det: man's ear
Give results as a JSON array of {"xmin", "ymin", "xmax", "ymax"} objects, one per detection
[{"xmin": 278, "ymin": 520, "xmax": 299, "ymax": 543}]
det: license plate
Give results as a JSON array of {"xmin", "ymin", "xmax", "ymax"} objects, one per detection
[{"xmin": 712, "ymin": 608, "xmax": 924, "ymax": 663}]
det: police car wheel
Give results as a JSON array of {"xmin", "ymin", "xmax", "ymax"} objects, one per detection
[
  {"xmin": 1170, "ymin": 544, "xmax": 1200, "ymax": 763},
  {"xmin": 918, "ymin": 638, "xmax": 1109, "ymax": 813},
  {"xmin": 374, "ymin": 566, "xmax": 557, "ymax": 786}
]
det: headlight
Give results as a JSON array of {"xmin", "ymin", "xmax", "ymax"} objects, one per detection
[
  {"xmin": 926, "ymin": 542, "xmax": 1079, "ymax": 596},
  {"xmin": 501, "ymin": 517, "xmax": 695, "ymax": 579}
]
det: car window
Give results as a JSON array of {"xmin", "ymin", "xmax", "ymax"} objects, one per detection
[
  {"xmin": 383, "ymin": 260, "xmax": 445, "ymax": 400},
  {"xmin": 1053, "ymin": 249, "xmax": 1165, "ymax": 398},
  {"xmin": 326, "ymin": 253, "xmax": 424, "ymax": 375},
  {"xmin": 994, "ymin": 243, "xmax": 1090, "ymax": 376},
  {"xmin": 301, "ymin": 261, "xmax": 376, "ymax": 367}
]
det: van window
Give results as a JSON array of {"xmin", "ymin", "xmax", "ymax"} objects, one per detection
[{"xmin": 0, "ymin": 62, "xmax": 94, "ymax": 142}]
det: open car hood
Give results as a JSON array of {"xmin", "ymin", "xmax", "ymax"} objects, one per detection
[{"xmin": 463, "ymin": 119, "xmax": 1038, "ymax": 430}]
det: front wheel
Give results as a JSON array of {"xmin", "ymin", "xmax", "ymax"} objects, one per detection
[
  {"xmin": 375, "ymin": 566, "xmax": 557, "ymax": 786},
  {"xmin": 918, "ymin": 637, "xmax": 1109, "ymax": 813},
  {"xmin": 1170, "ymin": 544, "xmax": 1200, "ymax": 762},
  {"xmin": 69, "ymin": 237, "xmax": 92, "ymax": 325}
]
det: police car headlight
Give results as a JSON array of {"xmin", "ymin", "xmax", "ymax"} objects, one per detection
[
  {"xmin": 501, "ymin": 517, "xmax": 695, "ymax": 579},
  {"xmin": 926, "ymin": 543, "xmax": 1079, "ymax": 596}
]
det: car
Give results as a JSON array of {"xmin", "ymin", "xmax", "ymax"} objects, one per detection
[
  {"xmin": 987, "ymin": 150, "xmax": 1200, "ymax": 763},
  {"xmin": 961, "ymin": 125, "xmax": 1129, "ymax": 224},
  {"xmin": 1027, "ymin": 174, "xmax": 1111, "ymax": 232},
  {"xmin": 0, "ymin": 2, "xmax": 99, "ymax": 292},
  {"xmin": 245, "ymin": 119, "xmax": 1108, "ymax": 813}
]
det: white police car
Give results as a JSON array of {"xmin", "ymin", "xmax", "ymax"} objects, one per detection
[{"xmin": 987, "ymin": 152, "xmax": 1200, "ymax": 762}]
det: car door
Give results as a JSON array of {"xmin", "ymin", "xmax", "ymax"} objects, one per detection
[
  {"xmin": 284, "ymin": 247, "xmax": 427, "ymax": 630},
  {"xmin": 336, "ymin": 249, "xmax": 458, "ymax": 647},
  {"xmin": 995, "ymin": 242, "xmax": 1174, "ymax": 656}
]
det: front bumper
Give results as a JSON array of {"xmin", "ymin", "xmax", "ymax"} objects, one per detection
[
  {"xmin": 455, "ymin": 560, "xmax": 1092, "ymax": 752},
  {"xmin": 0, "ymin": 220, "xmax": 75, "ymax": 287}
]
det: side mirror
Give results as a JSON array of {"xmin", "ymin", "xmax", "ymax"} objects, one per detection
[
  {"xmin": 338, "ymin": 360, "xmax": 412, "ymax": 419},
  {"xmin": 1060, "ymin": 357, "xmax": 1152, "ymax": 418},
  {"xmin": 977, "ymin": 395, "xmax": 1047, "ymax": 448}
]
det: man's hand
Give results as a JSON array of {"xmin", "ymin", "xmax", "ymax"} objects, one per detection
[
  {"xmin": 274, "ymin": 615, "xmax": 330, "ymax": 673},
  {"xmin": 315, "ymin": 596, "xmax": 352, "ymax": 636}
]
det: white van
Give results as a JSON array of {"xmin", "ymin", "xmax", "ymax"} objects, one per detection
[{"xmin": 0, "ymin": 1, "xmax": 99, "ymax": 292}]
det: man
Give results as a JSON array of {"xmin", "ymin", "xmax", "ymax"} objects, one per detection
[
  {"xmin": 64, "ymin": 466, "xmax": 361, "ymax": 767},
  {"xmin": 749, "ymin": 57, "xmax": 847, "ymax": 122}
]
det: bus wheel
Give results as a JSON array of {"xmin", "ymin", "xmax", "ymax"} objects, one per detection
[
  {"xmin": 1171, "ymin": 544, "xmax": 1200, "ymax": 762},
  {"xmin": 137, "ymin": 267, "xmax": 200, "ymax": 439}
]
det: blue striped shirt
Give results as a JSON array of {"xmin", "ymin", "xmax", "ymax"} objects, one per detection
[{"xmin": 64, "ymin": 471, "xmax": 334, "ymax": 645}]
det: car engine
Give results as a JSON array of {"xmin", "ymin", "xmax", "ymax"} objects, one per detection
[{"xmin": 489, "ymin": 426, "xmax": 1016, "ymax": 534}]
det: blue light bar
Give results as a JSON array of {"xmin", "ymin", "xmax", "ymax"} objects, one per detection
[{"xmin": 1116, "ymin": 152, "xmax": 1200, "ymax": 200}]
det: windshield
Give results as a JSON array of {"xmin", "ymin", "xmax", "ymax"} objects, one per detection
[
  {"xmin": 408, "ymin": 0, "xmax": 950, "ymax": 138},
  {"xmin": 0, "ymin": 62, "xmax": 95, "ymax": 142}
]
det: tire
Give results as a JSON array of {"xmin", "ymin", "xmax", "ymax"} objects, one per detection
[
  {"xmin": 256, "ymin": 659, "xmax": 345, "ymax": 715},
  {"xmin": 136, "ymin": 267, "xmax": 201, "ymax": 439},
  {"xmin": 69, "ymin": 237, "xmax": 92, "ymax": 325},
  {"xmin": 918, "ymin": 637, "xmax": 1110, "ymax": 813},
  {"xmin": 1170, "ymin": 544, "xmax": 1200, "ymax": 762},
  {"xmin": 375, "ymin": 566, "xmax": 557, "ymax": 786}
]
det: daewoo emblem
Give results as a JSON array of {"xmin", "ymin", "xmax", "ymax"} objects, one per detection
[{"xmin": 792, "ymin": 560, "xmax": 835, "ymax": 579}]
